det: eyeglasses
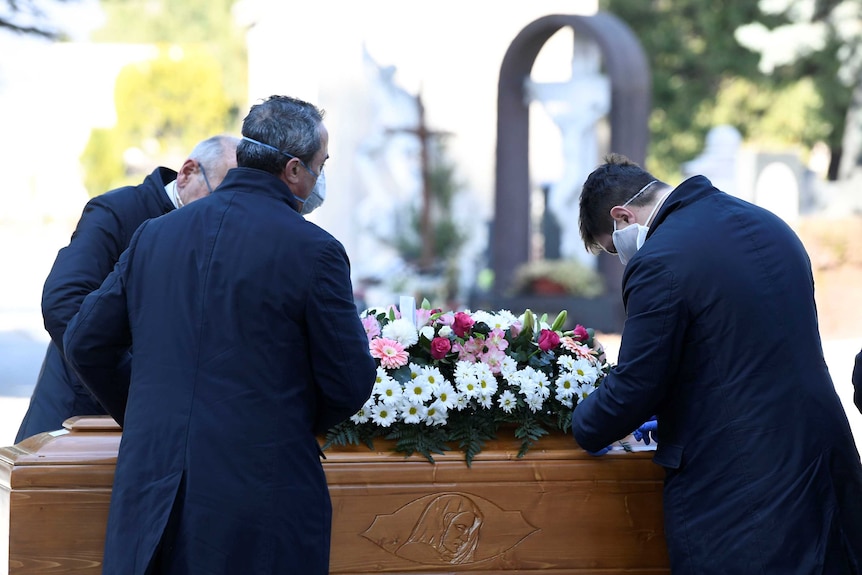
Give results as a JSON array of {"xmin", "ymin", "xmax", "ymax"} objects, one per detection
[{"xmin": 199, "ymin": 163, "xmax": 214, "ymax": 194}]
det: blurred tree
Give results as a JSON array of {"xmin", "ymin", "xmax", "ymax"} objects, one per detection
[
  {"xmin": 80, "ymin": 0, "xmax": 246, "ymax": 197},
  {"xmin": 735, "ymin": 0, "xmax": 862, "ymax": 179},
  {"xmin": 600, "ymin": 0, "xmax": 847, "ymax": 181},
  {"xmin": 0, "ymin": 0, "xmax": 74, "ymax": 38},
  {"xmin": 81, "ymin": 46, "xmax": 232, "ymax": 195}
]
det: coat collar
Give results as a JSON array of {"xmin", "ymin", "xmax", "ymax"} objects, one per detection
[
  {"xmin": 648, "ymin": 175, "xmax": 719, "ymax": 234},
  {"xmin": 214, "ymin": 167, "xmax": 301, "ymax": 211}
]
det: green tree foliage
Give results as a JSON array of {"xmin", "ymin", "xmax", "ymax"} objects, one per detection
[
  {"xmin": 80, "ymin": 0, "xmax": 246, "ymax": 197},
  {"xmin": 600, "ymin": 0, "xmax": 841, "ymax": 180}
]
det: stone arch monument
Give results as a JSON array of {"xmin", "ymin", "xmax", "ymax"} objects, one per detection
[{"xmin": 490, "ymin": 11, "xmax": 650, "ymax": 331}]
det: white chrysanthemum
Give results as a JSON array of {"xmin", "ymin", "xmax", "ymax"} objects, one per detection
[
  {"xmin": 454, "ymin": 394, "xmax": 470, "ymax": 411},
  {"xmin": 505, "ymin": 368, "xmax": 528, "ymax": 390},
  {"xmin": 470, "ymin": 310, "xmax": 496, "ymax": 327},
  {"xmin": 498, "ymin": 389, "xmax": 517, "ymax": 413},
  {"xmin": 454, "ymin": 361, "xmax": 475, "ymax": 381},
  {"xmin": 425, "ymin": 400, "xmax": 448, "ymax": 426},
  {"xmin": 370, "ymin": 403, "xmax": 398, "ymax": 427},
  {"xmin": 499, "ymin": 356, "xmax": 518, "ymax": 378},
  {"xmin": 554, "ymin": 373, "xmax": 576, "ymax": 400},
  {"xmin": 477, "ymin": 393, "xmax": 494, "ymax": 409},
  {"xmin": 438, "ymin": 325, "xmax": 452, "ymax": 338},
  {"xmin": 382, "ymin": 318, "xmax": 419, "ymax": 347},
  {"xmin": 557, "ymin": 355, "xmax": 577, "ymax": 372},
  {"xmin": 572, "ymin": 358, "xmax": 599, "ymax": 384},
  {"xmin": 523, "ymin": 391, "xmax": 545, "ymax": 412},
  {"xmin": 421, "ymin": 366, "xmax": 445, "ymax": 389},
  {"xmin": 407, "ymin": 362, "xmax": 423, "ymax": 381},
  {"xmin": 401, "ymin": 402, "xmax": 428, "ymax": 424},
  {"xmin": 375, "ymin": 377, "xmax": 403, "ymax": 406},
  {"xmin": 473, "ymin": 363, "xmax": 499, "ymax": 395},
  {"xmin": 472, "ymin": 310, "xmax": 514, "ymax": 331},
  {"xmin": 433, "ymin": 381, "xmax": 458, "ymax": 409},
  {"xmin": 457, "ymin": 374, "xmax": 481, "ymax": 398},
  {"xmin": 404, "ymin": 377, "xmax": 433, "ymax": 404},
  {"xmin": 349, "ymin": 405, "xmax": 371, "ymax": 424},
  {"xmin": 575, "ymin": 382, "xmax": 596, "ymax": 403},
  {"xmin": 419, "ymin": 325, "xmax": 435, "ymax": 341},
  {"xmin": 557, "ymin": 395, "xmax": 574, "ymax": 409}
]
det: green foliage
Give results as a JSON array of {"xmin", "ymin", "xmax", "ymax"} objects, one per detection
[
  {"xmin": 600, "ymin": 0, "xmax": 842, "ymax": 180},
  {"xmin": 79, "ymin": 0, "xmax": 246, "ymax": 197},
  {"xmin": 601, "ymin": 0, "xmax": 766, "ymax": 179},
  {"xmin": 80, "ymin": 128, "xmax": 132, "ymax": 198},
  {"xmin": 393, "ymin": 140, "xmax": 466, "ymax": 269}
]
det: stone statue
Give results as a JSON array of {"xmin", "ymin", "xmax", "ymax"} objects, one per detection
[{"xmin": 524, "ymin": 36, "xmax": 610, "ymax": 266}]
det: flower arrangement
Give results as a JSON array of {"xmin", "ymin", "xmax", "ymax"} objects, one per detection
[
  {"xmin": 509, "ymin": 258, "xmax": 605, "ymax": 297},
  {"xmin": 323, "ymin": 301, "xmax": 611, "ymax": 465}
]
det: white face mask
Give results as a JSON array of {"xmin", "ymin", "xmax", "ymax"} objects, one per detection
[
  {"xmin": 612, "ymin": 221, "xmax": 649, "ymax": 266},
  {"xmin": 296, "ymin": 171, "xmax": 326, "ymax": 215},
  {"xmin": 611, "ymin": 180, "xmax": 660, "ymax": 266}
]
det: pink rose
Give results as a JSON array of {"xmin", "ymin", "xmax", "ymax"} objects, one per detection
[
  {"xmin": 572, "ymin": 324, "xmax": 589, "ymax": 342},
  {"xmin": 452, "ymin": 312, "xmax": 475, "ymax": 338},
  {"xmin": 430, "ymin": 337, "xmax": 452, "ymax": 359},
  {"xmin": 538, "ymin": 329, "xmax": 561, "ymax": 352}
]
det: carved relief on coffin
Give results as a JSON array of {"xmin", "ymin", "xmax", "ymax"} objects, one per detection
[{"xmin": 361, "ymin": 491, "xmax": 539, "ymax": 566}]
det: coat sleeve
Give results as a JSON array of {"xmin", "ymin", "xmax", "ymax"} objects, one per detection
[
  {"xmin": 43, "ymin": 197, "xmax": 126, "ymax": 355},
  {"xmin": 854, "ymin": 349, "xmax": 862, "ymax": 415},
  {"xmin": 571, "ymin": 257, "xmax": 688, "ymax": 452},
  {"xmin": 62, "ymin": 224, "xmax": 143, "ymax": 427},
  {"xmin": 305, "ymin": 239, "xmax": 376, "ymax": 433}
]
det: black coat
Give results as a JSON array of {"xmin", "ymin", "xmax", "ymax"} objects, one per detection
[
  {"xmin": 64, "ymin": 167, "xmax": 376, "ymax": 574},
  {"xmin": 572, "ymin": 176, "xmax": 862, "ymax": 574},
  {"xmin": 15, "ymin": 167, "xmax": 176, "ymax": 442}
]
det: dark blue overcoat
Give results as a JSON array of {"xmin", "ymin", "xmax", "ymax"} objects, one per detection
[
  {"xmin": 572, "ymin": 176, "xmax": 862, "ymax": 574},
  {"xmin": 16, "ymin": 167, "xmax": 176, "ymax": 442},
  {"xmin": 64, "ymin": 167, "xmax": 376, "ymax": 574}
]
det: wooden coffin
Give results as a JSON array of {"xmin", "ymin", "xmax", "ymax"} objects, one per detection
[{"xmin": 1, "ymin": 416, "xmax": 669, "ymax": 574}]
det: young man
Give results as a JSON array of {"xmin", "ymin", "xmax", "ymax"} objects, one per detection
[{"xmin": 573, "ymin": 153, "xmax": 862, "ymax": 574}]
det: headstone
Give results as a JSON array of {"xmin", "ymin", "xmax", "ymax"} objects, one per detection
[{"xmin": 681, "ymin": 125, "xmax": 743, "ymax": 198}]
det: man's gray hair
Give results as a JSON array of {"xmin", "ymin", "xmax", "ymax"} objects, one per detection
[{"xmin": 189, "ymin": 135, "xmax": 240, "ymax": 172}]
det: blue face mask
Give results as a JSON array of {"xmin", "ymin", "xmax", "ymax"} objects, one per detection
[{"xmin": 242, "ymin": 136, "xmax": 326, "ymax": 215}]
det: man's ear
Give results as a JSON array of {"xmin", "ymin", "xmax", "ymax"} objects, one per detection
[
  {"xmin": 609, "ymin": 205, "xmax": 633, "ymax": 224},
  {"xmin": 282, "ymin": 157, "xmax": 303, "ymax": 185},
  {"xmin": 176, "ymin": 158, "xmax": 197, "ymax": 190}
]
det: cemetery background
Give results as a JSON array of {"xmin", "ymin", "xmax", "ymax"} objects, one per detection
[{"xmin": 1, "ymin": 0, "xmax": 862, "ymax": 451}]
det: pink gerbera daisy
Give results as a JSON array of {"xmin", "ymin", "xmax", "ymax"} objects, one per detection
[{"xmin": 369, "ymin": 337, "xmax": 409, "ymax": 369}]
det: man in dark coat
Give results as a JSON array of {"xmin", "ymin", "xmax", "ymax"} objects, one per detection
[
  {"xmin": 572, "ymin": 153, "xmax": 862, "ymax": 574},
  {"xmin": 63, "ymin": 95, "xmax": 376, "ymax": 574},
  {"xmin": 15, "ymin": 135, "xmax": 239, "ymax": 443}
]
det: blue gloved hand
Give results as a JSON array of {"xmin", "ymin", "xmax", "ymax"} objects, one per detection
[
  {"xmin": 587, "ymin": 445, "xmax": 613, "ymax": 456},
  {"xmin": 633, "ymin": 416, "xmax": 658, "ymax": 445}
]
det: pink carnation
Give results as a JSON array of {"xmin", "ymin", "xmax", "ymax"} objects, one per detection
[
  {"xmin": 572, "ymin": 324, "xmax": 589, "ymax": 342},
  {"xmin": 430, "ymin": 337, "xmax": 452, "ymax": 359},
  {"xmin": 453, "ymin": 312, "xmax": 475, "ymax": 338},
  {"xmin": 369, "ymin": 337, "xmax": 409, "ymax": 369},
  {"xmin": 538, "ymin": 329, "xmax": 561, "ymax": 352}
]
